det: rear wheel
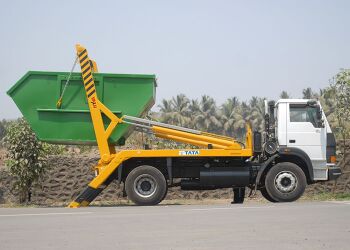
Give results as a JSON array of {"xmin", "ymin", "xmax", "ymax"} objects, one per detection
[
  {"xmin": 265, "ymin": 162, "xmax": 306, "ymax": 202},
  {"xmin": 125, "ymin": 165, "xmax": 167, "ymax": 206}
]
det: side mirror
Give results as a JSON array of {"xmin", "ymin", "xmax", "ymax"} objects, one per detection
[
  {"xmin": 316, "ymin": 104, "xmax": 324, "ymax": 128},
  {"xmin": 316, "ymin": 105, "xmax": 322, "ymax": 120}
]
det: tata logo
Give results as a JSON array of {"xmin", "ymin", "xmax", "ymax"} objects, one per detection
[{"xmin": 179, "ymin": 150, "xmax": 200, "ymax": 156}]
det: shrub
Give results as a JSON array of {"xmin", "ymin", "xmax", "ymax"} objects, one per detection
[
  {"xmin": 3, "ymin": 118, "xmax": 47, "ymax": 203},
  {"xmin": 0, "ymin": 119, "xmax": 7, "ymax": 146}
]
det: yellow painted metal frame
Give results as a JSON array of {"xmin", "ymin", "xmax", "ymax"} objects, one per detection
[{"xmin": 69, "ymin": 44, "xmax": 253, "ymax": 208}]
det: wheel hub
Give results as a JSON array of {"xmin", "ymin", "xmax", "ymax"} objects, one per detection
[
  {"xmin": 140, "ymin": 181, "xmax": 152, "ymax": 192},
  {"xmin": 274, "ymin": 171, "xmax": 297, "ymax": 193},
  {"xmin": 134, "ymin": 174, "xmax": 157, "ymax": 198}
]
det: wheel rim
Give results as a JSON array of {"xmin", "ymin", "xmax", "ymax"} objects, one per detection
[
  {"xmin": 134, "ymin": 174, "xmax": 157, "ymax": 198},
  {"xmin": 274, "ymin": 171, "xmax": 298, "ymax": 193}
]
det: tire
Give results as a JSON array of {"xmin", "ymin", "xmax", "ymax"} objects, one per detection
[
  {"xmin": 125, "ymin": 165, "xmax": 167, "ymax": 206},
  {"xmin": 260, "ymin": 188, "xmax": 277, "ymax": 202},
  {"xmin": 161, "ymin": 183, "xmax": 168, "ymax": 201},
  {"xmin": 265, "ymin": 162, "xmax": 307, "ymax": 202}
]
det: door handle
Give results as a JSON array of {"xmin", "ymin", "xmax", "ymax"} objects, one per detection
[{"xmin": 289, "ymin": 140, "xmax": 296, "ymax": 143}]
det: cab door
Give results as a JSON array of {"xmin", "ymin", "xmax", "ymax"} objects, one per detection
[{"xmin": 286, "ymin": 104, "xmax": 327, "ymax": 180}]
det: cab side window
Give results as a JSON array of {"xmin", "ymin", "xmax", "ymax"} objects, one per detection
[{"xmin": 290, "ymin": 104, "xmax": 317, "ymax": 127}]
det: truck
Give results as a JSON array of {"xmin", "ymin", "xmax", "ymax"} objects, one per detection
[{"xmin": 7, "ymin": 44, "xmax": 341, "ymax": 207}]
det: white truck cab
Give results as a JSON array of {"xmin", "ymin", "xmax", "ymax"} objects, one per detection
[
  {"xmin": 253, "ymin": 99, "xmax": 341, "ymax": 203},
  {"xmin": 271, "ymin": 99, "xmax": 340, "ymax": 182}
]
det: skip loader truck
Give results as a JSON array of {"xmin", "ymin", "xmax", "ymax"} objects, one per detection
[{"xmin": 7, "ymin": 44, "xmax": 341, "ymax": 207}]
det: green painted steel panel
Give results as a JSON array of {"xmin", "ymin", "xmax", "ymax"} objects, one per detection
[{"xmin": 7, "ymin": 71, "xmax": 156, "ymax": 145}]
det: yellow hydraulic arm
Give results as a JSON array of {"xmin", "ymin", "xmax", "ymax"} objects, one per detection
[
  {"xmin": 68, "ymin": 44, "xmax": 253, "ymax": 208},
  {"xmin": 121, "ymin": 115, "xmax": 248, "ymax": 150}
]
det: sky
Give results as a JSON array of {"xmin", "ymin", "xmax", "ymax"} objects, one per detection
[{"xmin": 1, "ymin": 0, "xmax": 350, "ymax": 119}]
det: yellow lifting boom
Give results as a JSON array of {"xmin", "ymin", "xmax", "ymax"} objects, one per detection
[{"xmin": 68, "ymin": 44, "xmax": 253, "ymax": 208}]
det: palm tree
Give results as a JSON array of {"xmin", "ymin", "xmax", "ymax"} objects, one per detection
[
  {"xmin": 158, "ymin": 99, "xmax": 174, "ymax": 124},
  {"xmin": 170, "ymin": 94, "xmax": 191, "ymax": 127},
  {"xmin": 221, "ymin": 97, "xmax": 243, "ymax": 137},
  {"xmin": 247, "ymin": 97, "xmax": 265, "ymax": 132},
  {"xmin": 193, "ymin": 95, "xmax": 222, "ymax": 133},
  {"xmin": 188, "ymin": 99, "xmax": 200, "ymax": 129},
  {"xmin": 159, "ymin": 99, "xmax": 173, "ymax": 113}
]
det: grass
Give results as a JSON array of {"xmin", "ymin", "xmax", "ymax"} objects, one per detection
[{"xmin": 304, "ymin": 192, "xmax": 350, "ymax": 201}]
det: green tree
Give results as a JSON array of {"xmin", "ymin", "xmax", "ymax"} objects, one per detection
[
  {"xmin": 158, "ymin": 99, "xmax": 174, "ymax": 124},
  {"xmin": 247, "ymin": 97, "xmax": 265, "ymax": 132},
  {"xmin": 4, "ymin": 118, "xmax": 48, "ymax": 203},
  {"xmin": 302, "ymin": 87, "xmax": 319, "ymax": 99},
  {"xmin": 0, "ymin": 120, "xmax": 6, "ymax": 143},
  {"xmin": 280, "ymin": 91, "xmax": 290, "ymax": 99},
  {"xmin": 320, "ymin": 87, "xmax": 336, "ymax": 116},
  {"xmin": 159, "ymin": 99, "xmax": 173, "ymax": 113},
  {"xmin": 188, "ymin": 99, "xmax": 200, "ymax": 129},
  {"xmin": 171, "ymin": 94, "xmax": 191, "ymax": 127},
  {"xmin": 333, "ymin": 69, "xmax": 350, "ymax": 153},
  {"xmin": 319, "ymin": 86, "xmax": 337, "ymax": 129},
  {"xmin": 158, "ymin": 94, "xmax": 191, "ymax": 127},
  {"xmin": 221, "ymin": 97, "xmax": 244, "ymax": 137},
  {"xmin": 194, "ymin": 95, "xmax": 221, "ymax": 133}
]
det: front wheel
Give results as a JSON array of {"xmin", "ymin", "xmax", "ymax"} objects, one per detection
[
  {"xmin": 260, "ymin": 188, "xmax": 276, "ymax": 202},
  {"xmin": 265, "ymin": 162, "xmax": 307, "ymax": 202},
  {"xmin": 125, "ymin": 165, "xmax": 167, "ymax": 206}
]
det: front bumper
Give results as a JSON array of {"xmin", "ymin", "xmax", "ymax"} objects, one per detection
[{"xmin": 328, "ymin": 166, "xmax": 342, "ymax": 180}]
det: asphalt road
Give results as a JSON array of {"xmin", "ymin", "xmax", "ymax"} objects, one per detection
[{"xmin": 0, "ymin": 201, "xmax": 349, "ymax": 250}]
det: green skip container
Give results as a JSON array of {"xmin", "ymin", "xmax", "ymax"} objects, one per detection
[{"xmin": 7, "ymin": 71, "xmax": 156, "ymax": 145}]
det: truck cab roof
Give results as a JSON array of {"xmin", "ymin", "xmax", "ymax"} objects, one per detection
[{"xmin": 276, "ymin": 99, "xmax": 318, "ymax": 105}]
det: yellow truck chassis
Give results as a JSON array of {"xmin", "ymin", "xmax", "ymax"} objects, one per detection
[{"xmin": 69, "ymin": 45, "xmax": 253, "ymax": 207}]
